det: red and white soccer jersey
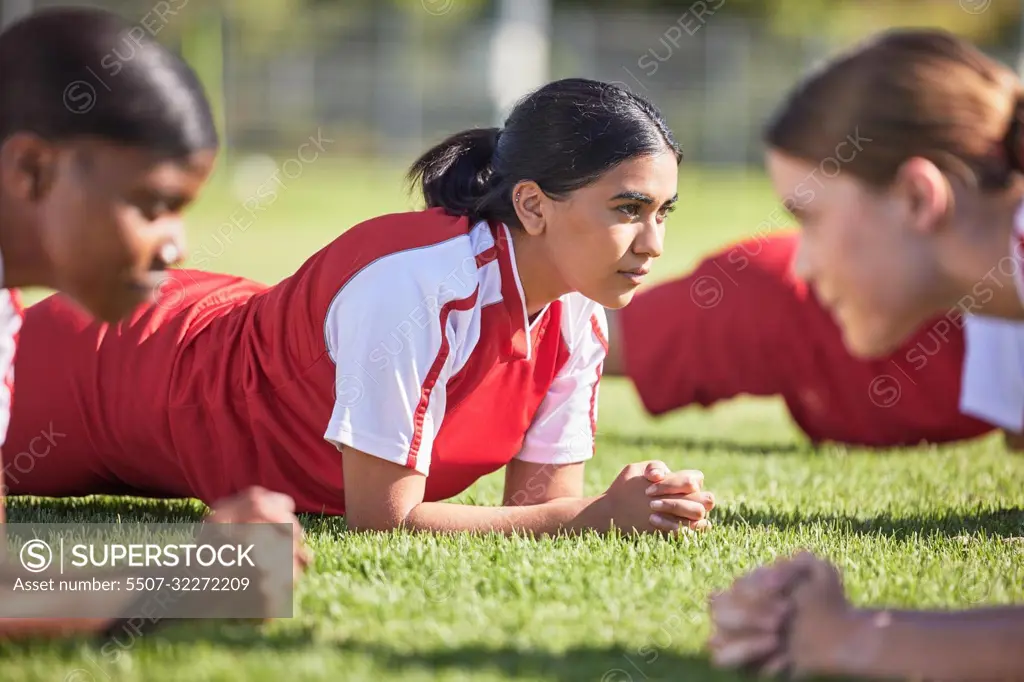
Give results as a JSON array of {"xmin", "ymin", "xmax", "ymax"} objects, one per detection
[
  {"xmin": 0, "ymin": 289, "xmax": 23, "ymax": 448},
  {"xmin": 321, "ymin": 215, "xmax": 607, "ymax": 475},
  {"xmin": 4, "ymin": 208, "xmax": 607, "ymax": 515},
  {"xmin": 618, "ymin": 231, "xmax": 992, "ymax": 446}
]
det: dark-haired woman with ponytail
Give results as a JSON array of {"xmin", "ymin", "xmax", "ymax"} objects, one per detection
[
  {"xmin": 5, "ymin": 78, "xmax": 717, "ymax": 537},
  {"xmin": 709, "ymin": 29, "xmax": 1024, "ymax": 681},
  {"xmin": 0, "ymin": 7, "xmax": 307, "ymax": 639}
]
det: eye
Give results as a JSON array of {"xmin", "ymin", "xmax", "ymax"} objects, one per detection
[
  {"xmin": 616, "ymin": 204, "xmax": 641, "ymax": 218},
  {"xmin": 150, "ymin": 200, "xmax": 171, "ymax": 217},
  {"xmin": 136, "ymin": 195, "xmax": 181, "ymax": 222},
  {"xmin": 657, "ymin": 204, "xmax": 676, "ymax": 221}
]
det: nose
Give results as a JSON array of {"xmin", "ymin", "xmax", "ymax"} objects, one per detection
[
  {"xmin": 158, "ymin": 242, "xmax": 184, "ymax": 267},
  {"xmin": 155, "ymin": 220, "xmax": 187, "ymax": 269},
  {"xmin": 634, "ymin": 218, "xmax": 664, "ymax": 259}
]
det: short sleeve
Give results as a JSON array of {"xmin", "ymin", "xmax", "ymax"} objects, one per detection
[
  {"xmin": 322, "ymin": 253, "xmax": 476, "ymax": 475},
  {"xmin": 516, "ymin": 297, "xmax": 608, "ymax": 465},
  {"xmin": 959, "ymin": 314, "xmax": 1024, "ymax": 432}
]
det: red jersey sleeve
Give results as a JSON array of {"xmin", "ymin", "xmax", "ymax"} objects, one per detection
[{"xmin": 322, "ymin": 242, "xmax": 480, "ymax": 475}]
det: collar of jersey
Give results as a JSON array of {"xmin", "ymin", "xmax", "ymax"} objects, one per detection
[{"xmin": 491, "ymin": 222, "xmax": 548, "ymax": 362}]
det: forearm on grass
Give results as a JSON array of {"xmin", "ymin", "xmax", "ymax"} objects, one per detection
[
  {"xmin": 0, "ymin": 483, "xmax": 118, "ymax": 639},
  {"xmin": 397, "ymin": 495, "xmax": 613, "ymax": 536},
  {"xmin": 828, "ymin": 607, "xmax": 1024, "ymax": 681},
  {"xmin": 0, "ymin": 617, "xmax": 113, "ymax": 639},
  {"xmin": 344, "ymin": 446, "xmax": 616, "ymax": 536},
  {"xmin": 0, "ymin": 566, "xmax": 130, "ymax": 639},
  {"xmin": 0, "ymin": 529, "xmax": 274, "ymax": 641},
  {"xmin": 1003, "ymin": 429, "xmax": 1024, "ymax": 452},
  {"xmin": 502, "ymin": 459, "xmax": 586, "ymax": 507}
]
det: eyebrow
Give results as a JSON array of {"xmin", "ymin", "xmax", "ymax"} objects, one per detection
[{"xmin": 612, "ymin": 191, "xmax": 679, "ymax": 205}]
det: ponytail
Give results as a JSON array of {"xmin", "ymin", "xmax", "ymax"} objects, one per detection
[
  {"xmin": 407, "ymin": 127, "xmax": 504, "ymax": 220},
  {"xmin": 408, "ymin": 78, "xmax": 680, "ymax": 227}
]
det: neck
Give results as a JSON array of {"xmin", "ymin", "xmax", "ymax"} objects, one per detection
[
  {"xmin": 0, "ymin": 198, "xmax": 53, "ymax": 290},
  {"xmin": 941, "ymin": 190, "xmax": 1024, "ymax": 320},
  {"xmin": 508, "ymin": 227, "xmax": 568, "ymax": 316}
]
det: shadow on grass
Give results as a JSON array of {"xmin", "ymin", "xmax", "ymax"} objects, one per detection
[
  {"xmin": 597, "ymin": 432, "xmax": 808, "ymax": 455},
  {"xmin": 5, "ymin": 497, "xmax": 352, "ymax": 536},
  {"xmin": 717, "ymin": 504, "xmax": 1024, "ymax": 540},
  {"xmin": 5, "ymin": 495, "xmax": 207, "ymax": 523},
  {"xmin": 323, "ymin": 641, "xmax": 732, "ymax": 682},
  {"xmin": 597, "ymin": 432, "xmax": 991, "ymax": 457},
  {"xmin": 0, "ymin": 626, "xmax": 737, "ymax": 682}
]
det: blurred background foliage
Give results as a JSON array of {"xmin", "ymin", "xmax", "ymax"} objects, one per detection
[{"xmin": 7, "ymin": 0, "xmax": 1023, "ymax": 164}]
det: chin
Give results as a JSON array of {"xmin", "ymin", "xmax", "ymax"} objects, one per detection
[
  {"xmin": 589, "ymin": 290, "xmax": 636, "ymax": 309},
  {"xmin": 840, "ymin": 321, "xmax": 906, "ymax": 360}
]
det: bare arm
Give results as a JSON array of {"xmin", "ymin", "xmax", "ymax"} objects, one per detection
[
  {"xmin": 0, "ymin": 487, "xmax": 308, "ymax": 641},
  {"xmin": 1003, "ymin": 429, "xmax": 1024, "ymax": 452},
  {"xmin": 830, "ymin": 607, "xmax": 1024, "ymax": 681},
  {"xmin": 342, "ymin": 447, "xmax": 608, "ymax": 536},
  {"xmin": 0, "ymin": 617, "xmax": 113, "ymax": 639},
  {"xmin": 0, "ymin": 446, "xmax": 115, "ymax": 638},
  {"xmin": 710, "ymin": 553, "xmax": 1024, "ymax": 681},
  {"xmin": 342, "ymin": 448, "xmax": 710, "ymax": 536},
  {"xmin": 0, "ymin": 564, "xmax": 119, "ymax": 638},
  {"xmin": 502, "ymin": 459, "xmax": 586, "ymax": 506},
  {"xmin": 0, "ymin": 447, "xmax": 135, "ymax": 639}
]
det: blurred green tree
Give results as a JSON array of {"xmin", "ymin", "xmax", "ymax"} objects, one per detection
[
  {"xmin": 554, "ymin": 0, "xmax": 1020, "ymax": 44},
  {"xmin": 291, "ymin": 0, "xmax": 1021, "ymax": 45}
]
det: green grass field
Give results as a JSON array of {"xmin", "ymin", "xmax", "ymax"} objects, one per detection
[{"xmin": 3, "ymin": 160, "xmax": 1024, "ymax": 681}]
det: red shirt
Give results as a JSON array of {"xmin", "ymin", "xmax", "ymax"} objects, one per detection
[
  {"xmin": 619, "ymin": 231, "xmax": 993, "ymax": 446},
  {"xmin": 0, "ymin": 288, "xmax": 24, "ymax": 497},
  {"xmin": 11, "ymin": 209, "xmax": 608, "ymax": 514},
  {"xmin": 0, "ymin": 289, "xmax": 22, "ymax": 447}
]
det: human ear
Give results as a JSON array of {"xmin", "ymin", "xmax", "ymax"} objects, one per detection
[
  {"xmin": 0, "ymin": 133, "xmax": 59, "ymax": 202},
  {"xmin": 512, "ymin": 180, "xmax": 546, "ymax": 236},
  {"xmin": 893, "ymin": 156, "xmax": 951, "ymax": 235}
]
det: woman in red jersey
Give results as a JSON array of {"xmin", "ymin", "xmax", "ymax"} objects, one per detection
[
  {"xmin": 0, "ymin": 8, "xmax": 306, "ymax": 639},
  {"xmin": 603, "ymin": 230, "xmax": 1002, "ymax": 448},
  {"xmin": 708, "ymin": 29, "xmax": 1024, "ymax": 681},
  {"xmin": 6, "ymin": 78, "xmax": 716, "ymax": 538}
]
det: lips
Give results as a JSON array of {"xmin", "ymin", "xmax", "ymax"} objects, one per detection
[
  {"xmin": 134, "ymin": 273, "xmax": 162, "ymax": 289},
  {"xmin": 620, "ymin": 266, "xmax": 651, "ymax": 277}
]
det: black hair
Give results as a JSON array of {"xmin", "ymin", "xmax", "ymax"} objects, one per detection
[
  {"xmin": 407, "ymin": 78, "xmax": 682, "ymax": 226},
  {"xmin": 0, "ymin": 7, "xmax": 218, "ymax": 158}
]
